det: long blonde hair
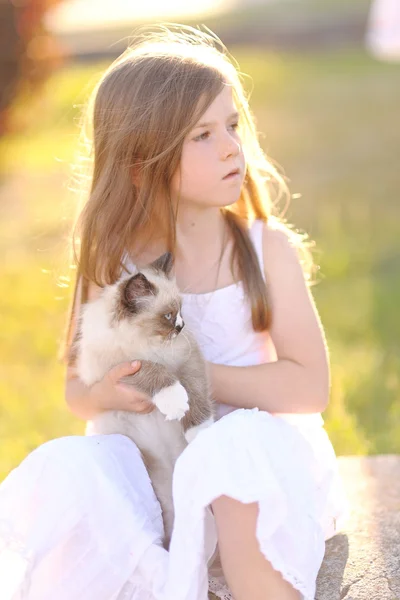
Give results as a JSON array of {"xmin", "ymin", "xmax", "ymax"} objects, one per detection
[{"xmin": 63, "ymin": 24, "xmax": 313, "ymax": 363}]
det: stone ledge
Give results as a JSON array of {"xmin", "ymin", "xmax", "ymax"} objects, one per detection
[{"xmin": 316, "ymin": 455, "xmax": 400, "ymax": 600}]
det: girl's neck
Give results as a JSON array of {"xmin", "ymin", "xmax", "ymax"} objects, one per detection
[
  {"xmin": 173, "ymin": 205, "xmax": 234, "ymax": 294},
  {"xmin": 175, "ymin": 205, "xmax": 226, "ymax": 263},
  {"xmin": 128, "ymin": 205, "xmax": 232, "ymax": 293}
]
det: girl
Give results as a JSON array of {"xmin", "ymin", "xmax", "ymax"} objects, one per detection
[{"xmin": 0, "ymin": 25, "xmax": 347, "ymax": 600}]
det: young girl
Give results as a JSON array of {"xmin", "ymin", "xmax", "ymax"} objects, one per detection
[{"xmin": 0, "ymin": 25, "xmax": 347, "ymax": 600}]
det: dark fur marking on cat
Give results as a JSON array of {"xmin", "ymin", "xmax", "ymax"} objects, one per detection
[
  {"xmin": 150, "ymin": 252, "xmax": 174, "ymax": 277},
  {"xmin": 114, "ymin": 273, "xmax": 157, "ymax": 321}
]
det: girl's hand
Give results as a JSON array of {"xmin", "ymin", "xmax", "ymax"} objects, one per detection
[{"xmin": 89, "ymin": 361, "xmax": 155, "ymax": 414}]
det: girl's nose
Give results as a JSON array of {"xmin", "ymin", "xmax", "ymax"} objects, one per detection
[{"xmin": 220, "ymin": 133, "xmax": 241, "ymax": 160}]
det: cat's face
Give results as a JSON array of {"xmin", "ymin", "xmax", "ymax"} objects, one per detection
[{"xmin": 114, "ymin": 252, "xmax": 185, "ymax": 343}]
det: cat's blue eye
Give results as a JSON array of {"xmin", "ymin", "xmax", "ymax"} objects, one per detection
[{"xmin": 165, "ymin": 313, "xmax": 172, "ymax": 321}]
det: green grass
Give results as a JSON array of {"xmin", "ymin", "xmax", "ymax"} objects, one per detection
[{"xmin": 0, "ymin": 44, "xmax": 399, "ymax": 480}]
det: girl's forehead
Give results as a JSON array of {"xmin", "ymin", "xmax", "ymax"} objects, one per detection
[{"xmin": 195, "ymin": 86, "xmax": 237, "ymax": 125}]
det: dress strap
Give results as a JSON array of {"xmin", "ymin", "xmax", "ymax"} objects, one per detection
[
  {"xmin": 122, "ymin": 252, "xmax": 137, "ymax": 275},
  {"xmin": 248, "ymin": 220, "xmax": 266, "ymax": 280}
]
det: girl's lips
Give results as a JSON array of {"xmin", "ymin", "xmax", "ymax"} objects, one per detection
[{"xmin": 223, "ymin": 169, "xmax": 240, "ymax": 179}]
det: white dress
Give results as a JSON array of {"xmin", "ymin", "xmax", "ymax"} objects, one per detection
[{"xmin": 0, "ymin": 220, "xmax": 348, "ymax": 600}]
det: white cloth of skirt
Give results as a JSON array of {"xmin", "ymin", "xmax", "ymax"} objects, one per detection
[{"xmin": 0, "ymin": 408, "xmax": 348, "ymax": 600}]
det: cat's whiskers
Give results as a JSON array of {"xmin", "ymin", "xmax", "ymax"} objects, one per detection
[
  {"xmin": 163, "ymin": 333, "xmax": 177, "ymax": 362},
  {"xmin": 164, "ymin": 333, "xmax": 173, "ymax": 350},
  {"xmin": 179, "ymin": 330, "xmax": 192, "ymax": 360},
  {"xmin": 171, "ymin": 338, "xmax": 177, "ymax": 362}
]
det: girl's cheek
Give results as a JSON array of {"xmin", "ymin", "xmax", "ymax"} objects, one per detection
[{"xmin": 187, "ymin": 164, "xmax": 203, "ymax": 182}]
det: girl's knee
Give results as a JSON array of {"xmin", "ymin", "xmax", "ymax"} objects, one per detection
[{"xmin": 212, "ymin": 496, "xmax": 258, "ymax": 523}]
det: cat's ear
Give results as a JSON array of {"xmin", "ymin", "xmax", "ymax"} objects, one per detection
[
  {"xmin": 150, "ymin": 252, "xmax": 174, "ymax": 277},
  {"xmin": 123, "ymin": 273, "xmax": 156, "ymax": 311}
]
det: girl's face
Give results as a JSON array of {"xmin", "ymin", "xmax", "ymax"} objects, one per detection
[{"xmin": 171, "ymin": 85, "xmax": 246, "ymax": 210}]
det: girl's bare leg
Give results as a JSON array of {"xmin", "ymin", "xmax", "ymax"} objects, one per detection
[{"xmin": 212, "ymin": 496, "xmax": 302, "ymax": 600}]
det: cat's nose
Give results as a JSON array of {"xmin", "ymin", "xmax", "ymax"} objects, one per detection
[{"xmin": 175, "ymin": 321, "xmax": 185, "ymax": 333}]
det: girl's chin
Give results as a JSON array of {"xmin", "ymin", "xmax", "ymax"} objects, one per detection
[
  {"xmin": 218, "ymin": 193, "xmax": 242, "ymax": 208},
  {"xmin": 179, "ymin": 192, "xmax": 242, "ymax": 211},
  {"xmin": 205, "ymin": 198, "xmax": 239, "ymax": 210}
]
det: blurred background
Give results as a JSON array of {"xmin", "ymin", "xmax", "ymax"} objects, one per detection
[{"xmin": 0, "ymin": 0, "xmax": 399, "ymax": 480}]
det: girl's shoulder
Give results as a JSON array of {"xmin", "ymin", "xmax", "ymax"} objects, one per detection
[
  {"xmin": 243, "ymin": 218, "xmax": 307, "ymax": 291},
  {"xmin": 259, "ymin": 218, "xmax": 313, "ymax": 285},
  {"xmin": 259, "ymin": 217, "xmax": 299, "ymax": 249},
  {"xmin": 251, "ymin": 216, "xmax": 299, "ymax": 248}
]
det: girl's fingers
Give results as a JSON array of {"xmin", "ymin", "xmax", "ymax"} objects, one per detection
[
  {"xmin": 116, "ymin": 382, "xmax": 151, "ymax": 402},
  {"xmin": 115, "ymin": 382, "xmax": 154, "ymax": 412},
  {"xmin": 108, "ymin": 361, "xmax": 141, "ymax": 384},
  {"xmin": 137, "ymin": 403, "xmax": 155, "ymax": 414},
  {"xmin": 128, "ymin": 398, "xmax": 155, "ymax": 414},
  {"xmin": 133, "ymin": 394, "xmax": 155, "ymax": 413},
  {"xmin": 106, "ymin": 361, "xmax": 155, "ymax": 413}
]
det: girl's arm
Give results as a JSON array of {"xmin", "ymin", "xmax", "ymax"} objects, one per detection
[{"xmin": 209, "ymin": 226, "xmax": 330, "ymax": 414}]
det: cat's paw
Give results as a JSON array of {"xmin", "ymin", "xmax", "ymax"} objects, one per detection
[
  {"xmin": 184, "ymin": 417, "xmax": 214, "ymax": 443},
  {"xmin": 153, "ymin": 382, "xmax": 189, "ymax": 421}
]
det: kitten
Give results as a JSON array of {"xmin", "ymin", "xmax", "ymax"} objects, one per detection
[{"xmin": 75, "ymin": 252, "xmax": 214, "ymax": 548}]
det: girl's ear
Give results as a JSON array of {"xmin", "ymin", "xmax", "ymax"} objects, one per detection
[{"xmin": 150, "ymin": 252, "xmax": 174, "ymax": 277}]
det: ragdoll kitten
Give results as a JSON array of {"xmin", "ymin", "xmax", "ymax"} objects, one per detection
[{"xmin": 75, "ymin": 252, "xmax": 214, "ymax": 548}]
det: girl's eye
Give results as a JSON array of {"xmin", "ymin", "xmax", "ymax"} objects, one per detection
[
  {"xmin": 194, "ymin": 131, "xmax": 210, "ymax": 142},
  {"xmin": 229, "ymin": 122, "xmax": 239, "ymax": 131},
  {"xmin": 164, "ymin": 313, "xmax": 172, "ymax": 321}
]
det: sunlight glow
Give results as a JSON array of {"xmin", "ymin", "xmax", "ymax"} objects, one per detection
[{"xmin": 47, "ymin": 0, "xmax": 235, "ymax": 33}]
